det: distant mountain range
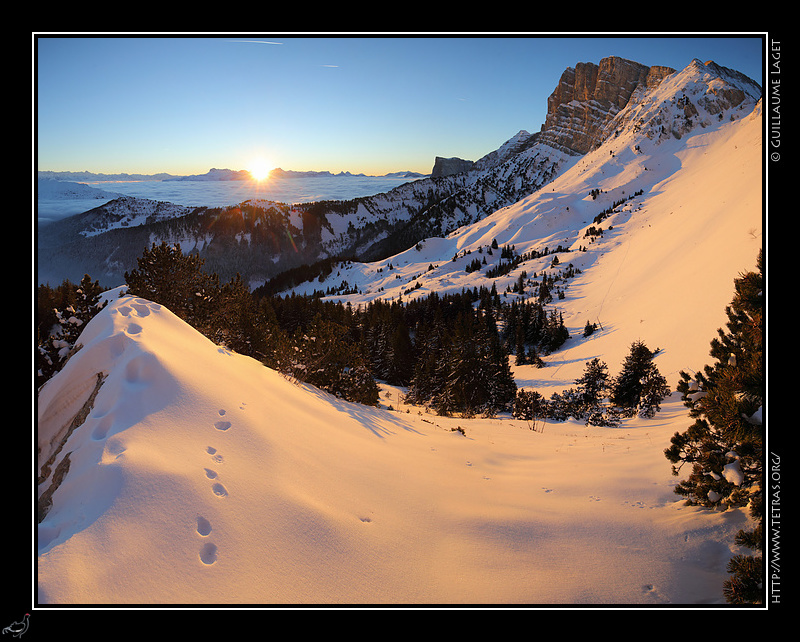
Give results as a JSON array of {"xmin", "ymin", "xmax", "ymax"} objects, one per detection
[
  {"xmin": 37, "ymin": 168, "xmax": 428, "ymax": 183},
  {"xmin": 37, "ymin": 57, "xmax": 762, "ymax": 294}
]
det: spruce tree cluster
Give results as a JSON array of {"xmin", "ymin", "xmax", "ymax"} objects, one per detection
[
  {"xmin": 37, "ymin": 274, "xmax": 108, "ymax": 389},
  {"xmin": 609, "ymin": 340, "xmax": 670, "ymax": 418},
  {"xmin": 503, "ymin": 300, "xmax": 569, "ymax": 361},
  {"xmin": 664, "ymin": 250, "xmax": 764, "ymax": 604},
  {"xmin": 406, "ymin": 306, "xmax": 516, "ymax": 417},
  {"xmin": 519, "ymin": 343, "xmax": 669, "ymax": 426}
]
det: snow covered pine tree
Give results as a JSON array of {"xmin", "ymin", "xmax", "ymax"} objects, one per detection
[{"xmin": 665, "ymin": 250, "xmax": 764, "ymax": 604}]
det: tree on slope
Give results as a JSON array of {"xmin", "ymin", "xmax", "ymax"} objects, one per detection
[
  {"xmin": 124, "ymin": 242, "xmax": 218, "ymax": 331},
  {"xmin": 283, "ymin": 314, "xmax": 379, "ymax": 406},
  {"xmin": 513, "ymin": 388, "xmax": 547, "ymax": 431},
  {"xmin": 664, "ymin": 250, "xmax": 764, "ymax": 604},
  {"xmin": 37, "ymin": 274, "xmax": 107, "ymax": 388},
  {"xmin": 574, "ymin": 357, "xmax": 620, "ymax": 426},
  {"xmin": 610, "ymin": 340, "xmax": 670, "ymax": 417}
]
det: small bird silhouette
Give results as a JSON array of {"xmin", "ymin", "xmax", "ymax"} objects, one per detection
[{"xmin": 2, "ymin": 614, "xmax": 29, "ymax": 638}]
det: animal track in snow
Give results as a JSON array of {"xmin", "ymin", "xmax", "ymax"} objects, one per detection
[
  {"xmin": 204, "ymin": 468, "xmax": 218, "ymax": 479},
  {"xmin": 214, "ymin": 411, "xmax": 232, "ymax": 431},
  {"xmin": 196, "ymin": 516, "xmax": 212, "ymax": 536},
  {"xmin": 125, "ymin": 323, "xmax": 143, "ymax": 335},
  {"xmin": 199, "ymin": 542, "xmax": 218, "ymax": 565},
  {"xmin": 206, "ymin": 446, "xmax": 224, "ymax": 464},
  {"xmin": 211, "ymin": 483, "xmax": 228, "ymax": 498}
]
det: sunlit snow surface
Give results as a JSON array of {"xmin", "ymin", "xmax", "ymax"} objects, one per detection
[
  {"xmin": 36, "ymin": 62, "xmax": 764, "ymax": 605},
  {"xmin": 37, "ymin": 104, "xmax": 761, "ymax": 604}
]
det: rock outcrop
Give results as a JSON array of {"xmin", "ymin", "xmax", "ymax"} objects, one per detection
[
  {"xmin": 430, "ymin": 156, "xmax": 475, "ymax": 177},
  {"xmin": 537, "ymin": 56, "xmax": 675, "ymax": 155}
]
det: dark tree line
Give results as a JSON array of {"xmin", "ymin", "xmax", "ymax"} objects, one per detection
[{"xmin": 37, "ymin": 242, "xmax": 672, "ymax": 424}]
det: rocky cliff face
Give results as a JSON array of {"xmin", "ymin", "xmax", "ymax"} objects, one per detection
[
  {"xmin": 430, "ymin": 156, "xmax": 475, "ymax": 177},
  {"xmin": 38, "ymin": 56, "xmax": 762, "ymax": 291},
  {"xmin": 537, "ymin": 56, "xmax": 675, "ymax": 155}
]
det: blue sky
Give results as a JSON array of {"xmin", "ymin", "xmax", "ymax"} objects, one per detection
[{"xmin": 35, "ymin": 34, "xmax": 765, "ymax": 176}]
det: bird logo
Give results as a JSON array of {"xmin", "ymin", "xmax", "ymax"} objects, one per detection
[{"xmin": 2, "ymin": 614, "xmax": 29, "ymax": 638}]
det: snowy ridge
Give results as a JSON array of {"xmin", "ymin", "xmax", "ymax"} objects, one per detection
[
  {"xmin": 37, "ymin": 177, "xmax": 123, "ymax": 201},
  {"xmin": 285, "ymin": 94, "xmax": 762, "ymax": 382},
  {"xmin": 78, "ymin": 196, "xmax": 199, "ymax": 237},
  {"xmin": 36, "ymin": 57, "xmax": 764, "ymax": 605},
  {"xmin": 37, "ymin": 281, "xmax": 755, "ymax": 604}
]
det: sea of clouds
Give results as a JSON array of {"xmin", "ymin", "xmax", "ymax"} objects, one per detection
[{"xmin": 36, "ymin": 175, "xmax": 419, "ymax": 225}]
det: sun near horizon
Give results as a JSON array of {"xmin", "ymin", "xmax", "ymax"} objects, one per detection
[{"xmin": 248, "ymin": 158, "xmax": 275, "ymax": 182}]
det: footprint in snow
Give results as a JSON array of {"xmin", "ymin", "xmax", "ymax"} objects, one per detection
[
  {"xmin": 125, "ymin": 322, "xmax": 143, "ymax": 335},
  {"xmin": 196, "ymin": 516, "xmax": 212, "ymax": 537},
  {"xmin": 214, "ymin": 409, "xmax": 232, "ymax": 432},
  {"xmin": 212, "ymin": 482, "xmax": 228, "ymax": 498},
  {"xmin": 199, "ymin": 542, "xmax": 218, "ymax": 565},
  {"xmin": 206, "ymin": 446, "xmax": 223, "ymax": 462}
]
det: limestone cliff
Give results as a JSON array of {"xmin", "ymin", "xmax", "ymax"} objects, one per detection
[
  {"xmin": 430, "ymin": 156, "xmax": 475, "ymax": 177},
  {"xmin": 537, "ymin": 56, "xmax": 675, "ymax": 155}
]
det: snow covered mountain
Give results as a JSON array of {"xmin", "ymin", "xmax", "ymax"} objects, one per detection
[
  {"xmin": 36, "ymin": 57, "xmax": 761, "ymax": 296},
  {"xmin": 35, "ymin": 56, "xmax": 764, "ymax": 605},
  {"xmin": 36, "ymin": 177, "xmax": 123, "ymax": 202}
]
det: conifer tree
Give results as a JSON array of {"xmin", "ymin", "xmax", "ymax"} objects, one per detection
[
  {"xmin": 387, "ymin": 319, "xmax": 414, "ymax": 386},
  {"xmin": 610, "ymin": 340, "xmax": 669, "ymax": 416},
  {"xmin": 486, "ymin": 322, "xmax": 517, "ymax": 415},
  {"xmin": 124, "ymin": 242, "xmax": 218, "ymax": 331},
  {"xmin": 37, "ymin": 274, "xmax": 108, "ymax": 388},
  {"xmin": 573, "ymin": 358, "xmax": 621, "ymax": 426},
  {"xmin": 665, "ymin": 250, "xmax": 764, "ymax": 604},
  {"xmin": 575, "ymin": 358, "xmax": 609, "ymax": 406},
  {"xmin": 209, "ymin": 273, "xmax": 267, "ymax": 359},
  {"xmin": 285, "ymin": 314, "xmax": 379, "ymax": 406}
]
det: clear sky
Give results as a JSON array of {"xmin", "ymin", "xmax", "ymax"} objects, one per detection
[{"xmin": 35, "ymin": 33, "xmax": 766, "ymax": 177}]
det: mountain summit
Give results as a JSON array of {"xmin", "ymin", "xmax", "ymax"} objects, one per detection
[
  {"xmin": 538, "ymin": 56, "xmax": 677, "ymax": 154},
  {"xmin": 37, "ymin": 57, "xmax": 762, "ymax": 293}
]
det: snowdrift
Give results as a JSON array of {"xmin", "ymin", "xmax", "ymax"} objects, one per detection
[{"xmin": 37, "ymin": 288, "xmax": 755, "ymax": 605}]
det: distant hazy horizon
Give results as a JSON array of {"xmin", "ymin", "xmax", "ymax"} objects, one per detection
[
  {"xmin": 36, "ymin": 34, "xmax": 765, "ymax": 177},
  {"xmin": 36, "ymin": 171, "xmax": 420, "ymax": 224}
]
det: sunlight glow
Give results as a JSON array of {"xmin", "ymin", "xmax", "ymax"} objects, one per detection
[{"xmin": 249, "ymin": 159, "xmax": 274, "ymax": 182}]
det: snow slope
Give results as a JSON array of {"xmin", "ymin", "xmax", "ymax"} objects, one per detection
[
  {"xmin": 37, "ymin": 292, "xmax": 754, "ymax": 606},
  {"xmin": 36, "ymin": 64, "xmax": 763, "ymax": 606},
  {"xmin": 289, "ymin": 98, "xmax": 763, "ymax": 392}
]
